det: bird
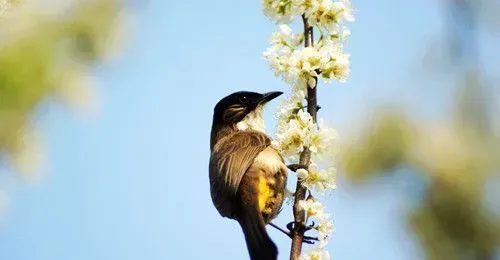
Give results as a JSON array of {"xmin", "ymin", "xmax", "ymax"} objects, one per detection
[{"xmin": 209, "ymin": 90, "xmax": 288, "ymax": 260}]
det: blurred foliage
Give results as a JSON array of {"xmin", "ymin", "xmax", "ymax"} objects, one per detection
[
  {"xmin": 341, "ymin": 109, "xmax": 415, "ymax": 182},
  {"xmin": 0, "ymin": 0, "xmax": 128, "ymax": 178},
  {"xmin": 340, "ymin": 0, "xmax": 500, "ymax": 259}
]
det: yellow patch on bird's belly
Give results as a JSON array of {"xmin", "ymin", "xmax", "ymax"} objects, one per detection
[{"xmin": 258, "ymin": 176, "xmax": 272, "ymax": 211}]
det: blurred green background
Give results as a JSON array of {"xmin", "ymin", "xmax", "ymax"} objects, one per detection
[
  {"xmin": 341, "ymin": 1, "xmax": 500, "ymax": 259},
  {"xmin": 0, "ymin": 0, "xmax": 127, "ymax": 178}
]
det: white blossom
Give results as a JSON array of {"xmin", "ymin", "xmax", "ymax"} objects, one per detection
[
  {"xmin": 338, "ymin": 0, "xmax": 355, "ymax": 22},
  {"xmin": 296, "ymin": 47, "xmax": 321, "ymax": 84},
  {"xmin": 264, "ymin": 22, "xmax": 351, "ymax": 86},
  {"xmin": 270, "ymin": 24, "xmax": 304, "ymax": 48},
  {"xmin": 276, "ymin": 89, "xmax": 306, "ymax": 124},
  {"xmin": 264, "ymin": 45, "xmax": 321, "ymax": 87},
  {"xmin": 275, "ymin": 111, "xmax": 339, "ymax": 162},
  {"xmin": 316, "ymin": 213, "xmax": 334, "ymax": 241},
  {"xmin": 275, "ymin": 109, "xmax": 317, "ymax": 158},
  {"xmin": 317, "ymin": 39, "xmax": 351, "ymax": 83},
  {"xmin": 262, "ymin": 0, "xmax": 296, "ymax": 23},
  {"xmin": 262, "ymin": 1, "xmax": 354, "ymax": 258},
  {"xmin": 296, "ymin": 163, "xmax": 337, "ymax": 193},
  {"xmin": 300, "ymin": 248, "xmax": 331, "ymax": 260},
  {"xmin": 291, "ymin": 0, "xmax": 311, "ymax": 17},
  {"xmin": 298, "ymin": 197, "xmax": 325, "ymax": 217},
  {"xmin": 310, "ymin": 119, "xmax": 339, "ymax": 155},
  {"xmin": 298, "ymin": 198, "xmax": 335, "ymax": 242},
  {"xmin": 302, "ymin": 0, "xmax": 354, "ymax": 26}
]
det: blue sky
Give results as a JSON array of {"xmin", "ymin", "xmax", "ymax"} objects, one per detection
[{"xmin": 0, "ymin": 1, "xmax": 453, "ymax": 259}]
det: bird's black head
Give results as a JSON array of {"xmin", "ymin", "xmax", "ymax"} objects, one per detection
[{"xmin": 212, "ymin": 91, "xmax": 283, "ymax": 125}]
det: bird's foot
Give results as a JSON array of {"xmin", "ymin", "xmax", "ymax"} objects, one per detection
[
  {"xmin": 286, "ymin": 221, "xmax": 316, "ymax": 232},
  {"xmin": 287, "ymin": 164, "xmax": 309, "ymax": 172},
  {"xmin": 283, "ymin": 221, "xmax": 319, "ymax": 244}
]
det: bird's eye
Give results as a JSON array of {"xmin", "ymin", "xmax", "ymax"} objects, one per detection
[{"xmin": 240, "ymin": 96, "xmax": 248, "ymax": 103}]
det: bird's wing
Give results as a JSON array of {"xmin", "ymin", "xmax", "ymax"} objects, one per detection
[{"xmin": 209, "ymin": 131, "xmax": 271, "ymax": 218}]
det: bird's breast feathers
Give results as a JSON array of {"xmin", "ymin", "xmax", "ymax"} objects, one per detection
[{"xmin": 253, "ymin": 147, "xmax": 287, "ymax": 174}]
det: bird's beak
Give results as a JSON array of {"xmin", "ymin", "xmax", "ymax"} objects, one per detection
[{"xmin": 257, "ymin": 91, "xmax": 283, "ymax": 105}]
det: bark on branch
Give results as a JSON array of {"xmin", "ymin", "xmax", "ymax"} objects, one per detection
[{"xmin": 289, "ymin": 15, "xmax": 318, "ymax": 260}]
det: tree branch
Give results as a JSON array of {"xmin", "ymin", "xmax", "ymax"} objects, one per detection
[{"xmin": 289, "ymin": 14, "xmax": 318, "ymax": 260}]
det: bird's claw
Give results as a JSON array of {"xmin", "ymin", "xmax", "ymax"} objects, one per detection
[
  {"xmin": 305, "ymin": 221, "xmax": 316, "ymax": 231},
  {"xmin": 303, "ymin": 235, "xmax": 320, "ymax": 244},
  {"xmin": 285, "ymin": 221, "xmax": 319, "ymax": 245},
  {"xmin": 287, "ymin": 164, "xmax": 308, "ymax": 172},
  {"xmin": 286, "ymin": 221, "xmax": 299, "ymax": 232}
]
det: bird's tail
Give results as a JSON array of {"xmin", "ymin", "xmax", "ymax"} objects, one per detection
[{"xmin": 237, "ymin": 206, "xmax": 278, "ymax": 260}]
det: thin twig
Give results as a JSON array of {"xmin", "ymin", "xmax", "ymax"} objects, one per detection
[
  {"xmin": 270, "ymin": 222, "xmax": 291, "ymax": 237},
  {"xmin": 289, "ymin": 14, "xmax": 318, "ymax": 260}
]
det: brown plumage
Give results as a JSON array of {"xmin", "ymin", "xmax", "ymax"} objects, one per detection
[{"xmin": 209, "ymin": 91, "xmax": 287, "ymax": 260}]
